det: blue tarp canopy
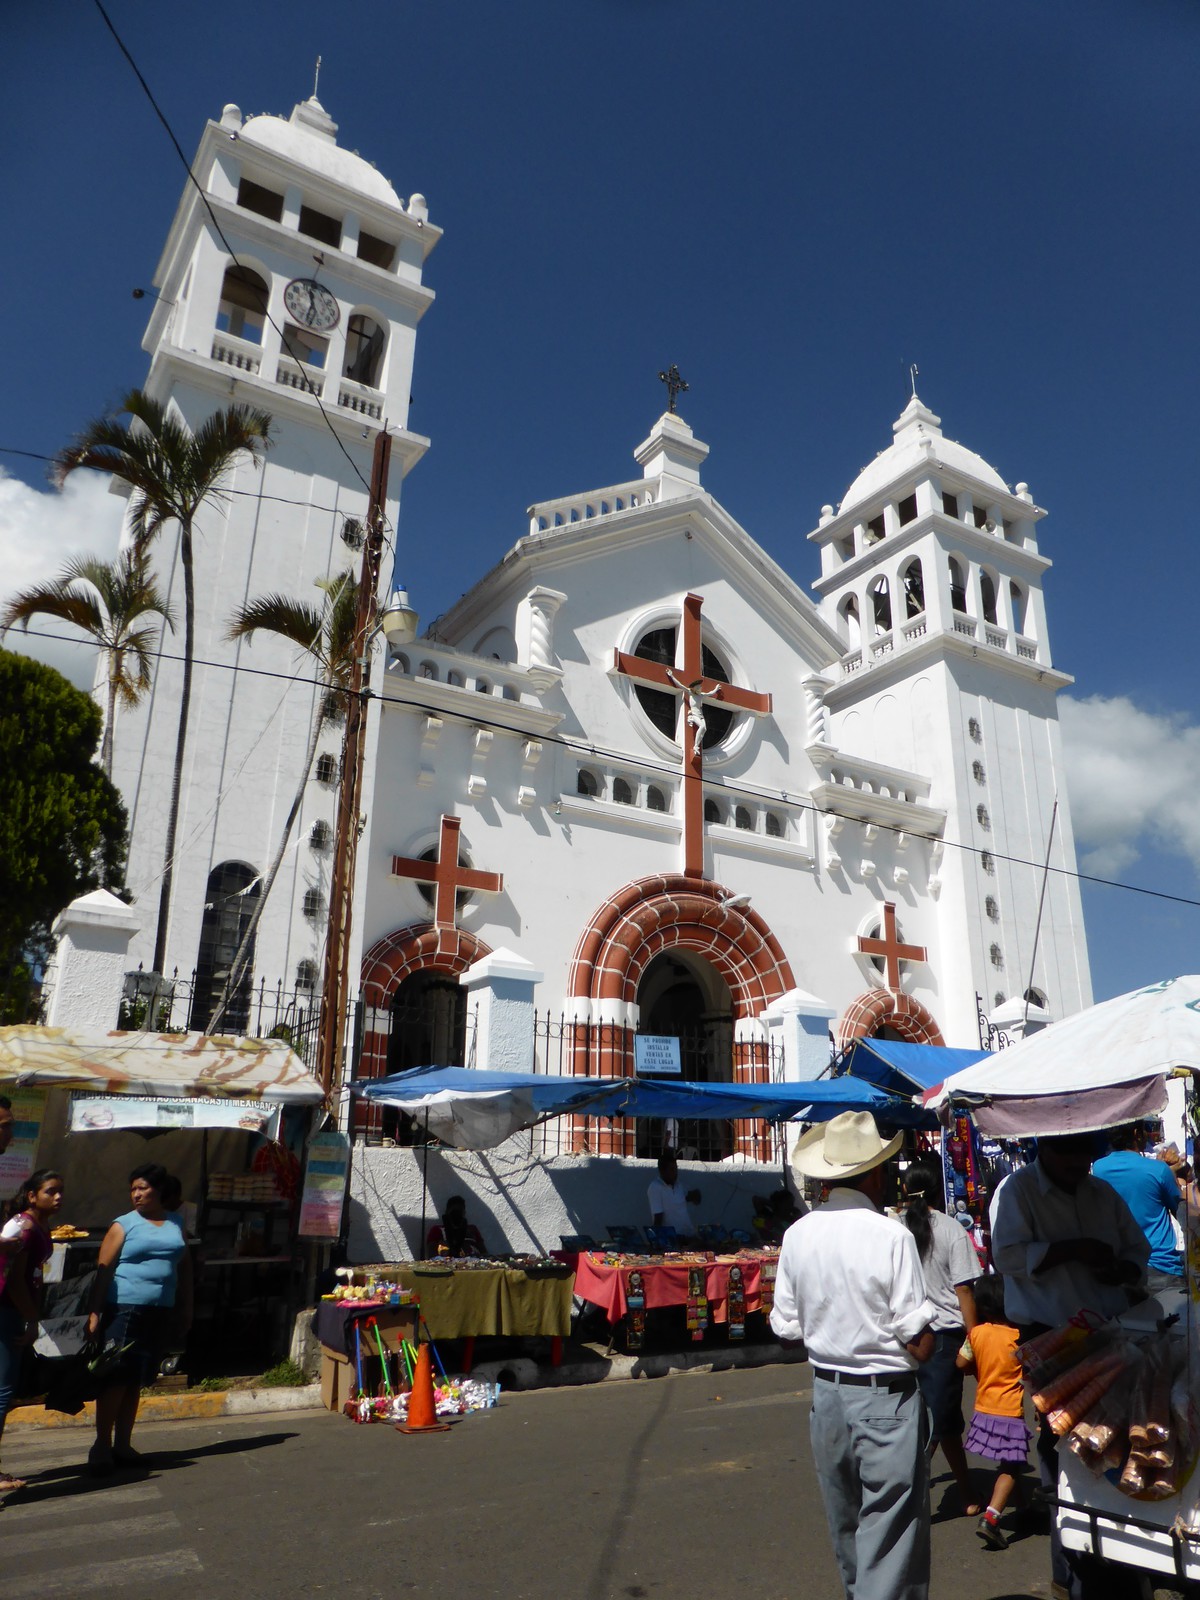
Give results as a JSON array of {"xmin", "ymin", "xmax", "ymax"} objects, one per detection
[
  {"xmin": 352, "ymin": 1064, "xmax": 932, "ymax": 1149},
  {"xmin": 842, "ymin": 1038, "xmax": 990, "ymax": 1097}
]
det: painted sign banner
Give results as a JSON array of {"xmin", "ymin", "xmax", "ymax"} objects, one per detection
[
  {"xmin": 68, "ymin": 1094, "xmax": 281, "ymax": 1141},
  {"xmin": 0, "ymin": 1086, "xmax": 47, "ymax": 1193},
  {"xmin": 634, "ymin": 1035, "xmax": 682, "ymax": 1075},
  {"xmin": 298, "ymin": 1130, "xmax": 351, "ymax": 1240}
]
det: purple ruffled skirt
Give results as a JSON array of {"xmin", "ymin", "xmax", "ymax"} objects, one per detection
[{"xmin": 964, "ymin": 1409, "xmax": 1032, "ymax": 1464}]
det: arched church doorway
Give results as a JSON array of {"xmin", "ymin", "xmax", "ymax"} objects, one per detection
[
  {"xmin": 382, "ymin": 971, "xmax": 468, "ymax": 1143},
  {"xmin": 635, "ymin": 951, "xmax": 734, "ymax": 1162}
]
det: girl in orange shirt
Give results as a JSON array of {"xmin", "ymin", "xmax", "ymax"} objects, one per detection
[{"xmin": 956, "ymin": 1273, "xmax": 1032, "ymax": 1549}]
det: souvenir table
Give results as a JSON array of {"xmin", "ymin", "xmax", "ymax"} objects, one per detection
[
  {"xmin": 572, "ymin": 1250, "xmax": 778, "ymax": 1327},
  {"xmin": 333, "ymin": 1261, "xmax": 576, "ymax": 1368}
]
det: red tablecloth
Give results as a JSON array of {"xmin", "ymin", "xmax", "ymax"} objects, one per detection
[{"xmin": 573, "ymin": 1253, "xmax": 777, "ymax": 1324}]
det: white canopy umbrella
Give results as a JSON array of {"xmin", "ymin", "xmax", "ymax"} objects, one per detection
[{"xmin": 929, "ymin": 975, "xmax": 1200, "ymax": 1137}]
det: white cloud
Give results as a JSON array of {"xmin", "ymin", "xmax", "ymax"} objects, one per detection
[
  {"xmin": 0, "ymin": 467, "xmax": 126, "ymax": 689},
  {"xmin": 1059, "ymin": 694, "xmax": 1200, "ymax": 882}
]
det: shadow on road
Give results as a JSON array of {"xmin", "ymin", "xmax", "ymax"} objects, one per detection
[
  {"xmin": 581, "ymin": 1380, "xmax": 676, "ymax": 1600},
  {"xmin": 4, "ymin": 1430, "xmax": 299, "ymax": 1507}
]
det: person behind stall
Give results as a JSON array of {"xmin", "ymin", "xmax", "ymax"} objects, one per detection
[
  {"xmin": 900, "ymin": 1157, "xmax": 980, "ymax": 1517},
  {"xmin": 0, "ymin": 1168, "xmax": 64, "ymax": 1494},
  {"xmin": 990, "ymin": 1131, "xmax": 1149, "ymax": 1599},
  {"xmin": 1092, "ymin": 1123, "xmax": 1183, "ymax": 1293},
  {"xmin": 956, "ymin": 1273, "xmax": 1031, "ymax": 1550},
  {"xmin": 647, "ymin": 1151, "xmax": 700, "ymax": 1240},
  {"xmin": 425, "ymin": 1195, "xmax": 487, "ymax": 1259},
  {"xmin": 85, "ymin": 1163, "xmax": 192, "ymax": 1476}
]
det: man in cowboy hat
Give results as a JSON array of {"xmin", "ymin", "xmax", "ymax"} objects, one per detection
[{"xmin": 770, "ymin": 1111, "xmax": 935, "ymax": 1600}]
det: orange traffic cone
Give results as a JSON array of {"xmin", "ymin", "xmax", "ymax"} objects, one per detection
[{"xmin": 395, "ymin": 1343, "xmax": 451, "ymax": 1434}]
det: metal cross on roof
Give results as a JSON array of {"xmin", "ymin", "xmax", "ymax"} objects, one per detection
[{"xmin": 658, "ymin": 364, "xmax": 688, "ymax": 414}]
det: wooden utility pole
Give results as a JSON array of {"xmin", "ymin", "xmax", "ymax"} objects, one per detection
[{"xmin": 316, "ymin": 428, "xmax": 391, "ymax": 1101}]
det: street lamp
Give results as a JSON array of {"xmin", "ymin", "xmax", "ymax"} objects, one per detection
[{"xmin": 379, "ymin": 585, "xmax": 418, "ymax": 649}]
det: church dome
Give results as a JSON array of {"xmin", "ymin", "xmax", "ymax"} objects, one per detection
[
  {"xmin": 839, "ymin": 395, "xmax": 1009, "ymax": 516},
  {"xmin": 238, "ymin": 97, "xmax": 403, "ymax": 211}
]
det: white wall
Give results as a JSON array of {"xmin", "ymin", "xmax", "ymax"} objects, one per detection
[{"xmin": 349, "ymin": 1143, "xmax": 786, "ymax": 1261}]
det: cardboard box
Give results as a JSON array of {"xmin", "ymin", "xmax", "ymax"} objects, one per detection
[{"xmin": 319, "ymin": 1345, "xmax": 351, "ymax": 1412}]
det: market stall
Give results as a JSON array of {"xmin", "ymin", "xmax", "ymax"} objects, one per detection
[
  {"xmin": 0, "ymin": 1024, "xmax": 327, "ymax": 1375},
  {"xmin": 572, "ymin": 1248, "xmax": 777, "ymax": 1330},
  {"xmin": 934, "ymin": 975, "xmax": 1200, "ymax": 1589}
]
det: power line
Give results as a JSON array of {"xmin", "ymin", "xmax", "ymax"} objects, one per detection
[
  {"xmin": 10, "ymin": 621, "xmax": 1200, "ymax": 916},
  {"xmin": 89, "ymin": 0, "xmax": 375, "ymax": 500},
  {"xmin": 0, "ymin": 445, "xmax": 368, "ymax": 522}
]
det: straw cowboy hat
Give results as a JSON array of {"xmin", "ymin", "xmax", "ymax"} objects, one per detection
[{"xmin": 791, "ymin": 1111, "xmax": 903, "ymax": 1182}]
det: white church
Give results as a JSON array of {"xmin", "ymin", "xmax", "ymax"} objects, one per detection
[{"xmin": 106, "ymin": 92, "xmax": 1091, "ymax": 1208}]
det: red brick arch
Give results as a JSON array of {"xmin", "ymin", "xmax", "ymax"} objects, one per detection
[
  {"xmin": 567, "ymin": 876, "xmax": 794, "ymax": 1157},
  {"xmin": 354, "ymin": 924, "xmax": 493, "ymax": 1132},
  {"xmin": 835, "ymin": 988, "xmax": 945, "ymax": 1051}
]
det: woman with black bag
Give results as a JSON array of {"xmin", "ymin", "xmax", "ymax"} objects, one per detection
[
  {"xmin": 85, "ymin": 1163, "xmax": 191, "ymax": 1476},
  {"xmin": 0, "ymin": 1167, "xmax": 64, "ymax": 1492}
]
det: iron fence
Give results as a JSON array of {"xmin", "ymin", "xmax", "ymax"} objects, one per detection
[{"xmin": 120, "ymin": 964, "xmax": 331, "ymax": 1065}]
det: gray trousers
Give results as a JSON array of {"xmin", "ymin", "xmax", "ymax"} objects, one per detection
[{"xmin": 809, "ymin": 1375, "xmax": 930, "ymax": 1600}]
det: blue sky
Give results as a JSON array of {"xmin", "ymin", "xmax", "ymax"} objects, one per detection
[{"xmin": 3, "ymin": 0, "xmax": 1199, "ymax": 1004}]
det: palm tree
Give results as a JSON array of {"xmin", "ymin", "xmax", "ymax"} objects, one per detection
[
  {"xmin": 1, "ymin": 550, "xmax": 175, "ymax": 777},
  {"xmin": 55, "ymin": 390, "xmax": 272, "ymax": 974},
  {"xmin": 205, "ymin": 570, "xmax": 358, "ymax": 1033}
]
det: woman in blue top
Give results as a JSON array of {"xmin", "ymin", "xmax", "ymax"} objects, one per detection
[{"xmin": 86, "ymin": 1163, "xmax": 192, "ymax": 1475}]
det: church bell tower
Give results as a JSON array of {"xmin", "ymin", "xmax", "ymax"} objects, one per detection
[{"xmin": 112, "ymin": 94, "xmax": 439, "ymax": 1026}]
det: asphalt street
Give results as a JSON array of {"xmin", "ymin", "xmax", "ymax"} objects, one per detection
[{"xmin": 2, "ymin": 1363, "xmax": 1063, "ymax": 1599}]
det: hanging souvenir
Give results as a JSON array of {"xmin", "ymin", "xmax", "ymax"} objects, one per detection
[
  {"xmin": 686, "ymin": 1265, "xmax": 708, "ymax": 1342},
  {"xmin": 759, "ymin": 1256, "xmax": 777, "ymax": 1313},
  {"xmin": 626, "ymin": 1269, "xmax": 646, "ymax": 1350},
  {"xmin": 727, "ymin": 1263, "xmax": 746, "ymax": 1341}
]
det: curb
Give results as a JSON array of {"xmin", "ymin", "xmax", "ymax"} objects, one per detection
[{"xmin": 7, "ymin": 1342, "xmax": 805, "ymax": 1430}]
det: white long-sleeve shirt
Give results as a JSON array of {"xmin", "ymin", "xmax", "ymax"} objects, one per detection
[
  {"xmin": 989, "ymin": 1159, "xmax": 1149, "ymax": 1328},
  {"xmin": 769, "ymin": 1187, "xmax": 935, "ymax": 1373}
]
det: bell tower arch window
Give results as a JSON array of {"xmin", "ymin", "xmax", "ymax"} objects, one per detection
[
  {"xmin": 838, "ymin": 594, "xmax": 861, "ymax": 650},
  {"xmin": 216, "ymin": 264, "xmax": 269, "ymax": 344},
  {"xmin": 902, "ymin": 558, "xmax": 924, "ymax": 618},
  {"xmin": 1009, "ymin": 581, "xmax": 1028, "ymax": 634},
  {"xmin": 868, "ymin": 575, "xmax": 892, "ymax": 633},
  {"xmin": 948, "ymin": 557, "xmax": 968, "ymax": 614},
  {"xmin": 343, "ymin": 314, "xmax": 386, "ymax": 387},
  {"xmin": 980, "ymin": 570, "xmax": 999, "ymax": 626}
]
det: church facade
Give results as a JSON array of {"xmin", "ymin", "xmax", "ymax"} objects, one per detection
[{"xmin": 109, "ymin": 95, "xmax": 1092, "ymax": 1169}]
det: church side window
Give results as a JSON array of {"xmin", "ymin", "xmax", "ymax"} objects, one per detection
[
  {"xmin": 302, "ymin": 888, "xmax": 325, "ymax": 920},
  {"xmin": 298, "ymin": 203, "xmax": 342, "ymax": 249},
  {"xmin": 976, "ymin": 803, "xmax": 990, "ymax": 829},
  {"xmin": 613, "ymin": 777, "xmax": 634, "ymax": 805},
  {"xmin": 980, "ymin": 850, "xmax": 994, "ymax": 874},
  {"xmin": 343, "ymin": 314, "xmax": 386, "ymax": 388},
  {"xmin": 189, "ymin": 861, "xmax": 260, "ymax": 1033},
  {"xmin": 646, "ymin": 785, "xmax": 667, "ymax": 813},
  {"xmin": 295, "ymin": 959, "xmax": 318, "ymax": 991},
  {"xmin": 764, "ymin": 811, "xmax": 783, "ymax": 838},
  {"xmin": 237, "ymin": 176, "xmax": 283, "ymax": 222},
  {"xmin": 309, "ymin": 820, "xmax": 332, "ymax": 851},
  {"xmin": 972, "ymin": 759, "xmax": 986, "ymax": 783},
  {"xmin": 216, "ymin": 265, "xmax": 269, "ymax": 344},
  {"xmin": 576, "ymin": 769, "xmax": 599, "ymax": 798},
  {"xmin": 968, "ymin": 717, "xmax": 982, "ymax": 742},
  {"xmin": 985, "ymin": 894, "xmax": 1000, "ymax": 921},
  {"xmin": 314, "ymin": 752, "xmax": 339, "ymax": 785},
  {"xmin": 990, "ymin": 942, "xmax": 1004, "ymax": 968},
  {"xmin": 734, "ymin": 805, "xmax": 753, "ymax": 831},
  {"xmin": 902, "ymin": 558, "xmax": 924, "ymax": 618}
]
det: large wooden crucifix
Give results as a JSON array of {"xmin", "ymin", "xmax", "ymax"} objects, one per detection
[
  {"xmin": 391, "ymin": 815, "xmax": 503, "ymax": 928},
  {"xmin": 612, "ymin": 593, "xmax": 771, "ymax": 879},
  {"xmin": 857, "ymin": 902, "xmax": 926, "ymax": 991}
]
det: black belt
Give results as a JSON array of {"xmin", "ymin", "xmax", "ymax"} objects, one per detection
[{"xmin": 812, "ymin": 1367, "xmax": 917, "ymax": 1393}]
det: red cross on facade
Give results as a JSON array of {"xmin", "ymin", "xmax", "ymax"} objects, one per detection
[
  {"xmin": 857, "ymin": 902, "xmax": 927, "ymax": 991},
  {"xmin": 612, "ymin": 593, "xmax": 772, "ymax": 879},
  {"xmin": 391, "ymin": 815, "xmax": 503, "ymax": 928}
]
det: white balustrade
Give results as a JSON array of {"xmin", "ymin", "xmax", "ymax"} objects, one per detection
[
  {"xmin": 211, "ymin": 332, "xmax": 262, "ymax": 374},
  {"xmin": 275, "ymin": 356, "xmax": 325, "ymax": 398},
  {"xmin": 337, "ymin": 377, "xmax": 384, "ymax": 419}
]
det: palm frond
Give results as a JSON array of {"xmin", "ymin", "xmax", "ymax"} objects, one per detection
[{"xmin": 229, "ymin": 596, "xmax": 326, "ymax": 656}]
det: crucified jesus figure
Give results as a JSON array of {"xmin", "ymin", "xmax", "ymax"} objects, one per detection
[{"xmin": 667, "ymin": 669, "xmax": 721, "ymax": 757}]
